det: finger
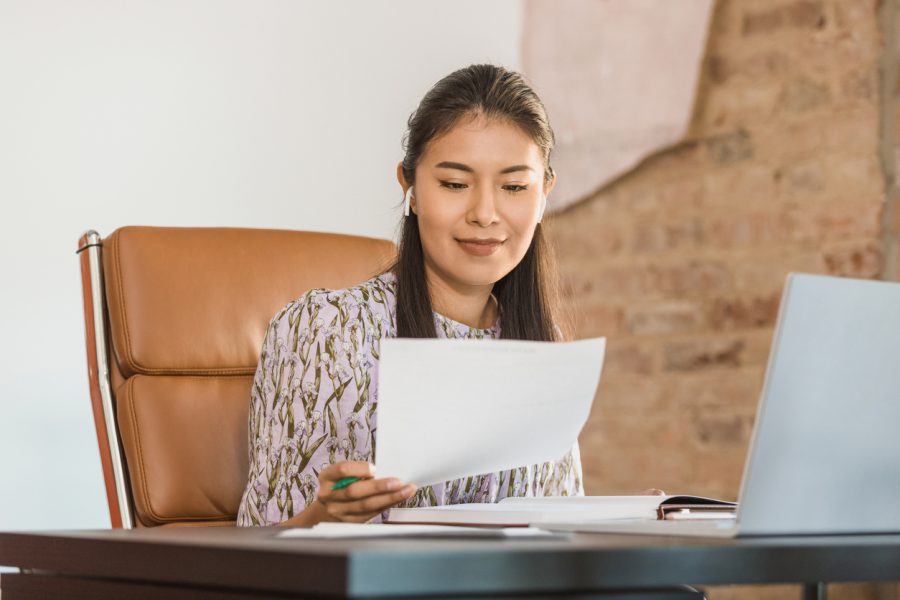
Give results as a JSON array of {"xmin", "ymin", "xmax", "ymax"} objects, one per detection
[
  {"xmin": 339, "ymin": 485, "xmax": 418, "ymax": 517},
  {"xmin": 320, "ymin": 477, "xmax": 404, "ymax": 503},
  {"xmin": 320, "ymin": 461, "xmax": 375, "ymax": 484},
  {"xmin": 640, "ymin": 488, "xmax": 666, "ymax": 496},
  {"xmin": 325, "ymin": 485, "xmax": 416, "ymax": 518}
]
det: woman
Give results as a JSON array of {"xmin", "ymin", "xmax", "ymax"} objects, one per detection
[{"xmin": 237, "ymin": 64, "xmax": 581, "ymax": 527}]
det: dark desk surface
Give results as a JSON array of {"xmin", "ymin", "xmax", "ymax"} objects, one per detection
[{"xmin": 2, "ymin": 527, "xmax": 900, "ymax": 598}]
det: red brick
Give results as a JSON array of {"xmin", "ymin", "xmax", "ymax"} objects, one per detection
[
  {"xmin": 549, "ymin": 220, "xmax": 624, "ymax": 258},
  {"xmin": 791, "ymin": 202, "xmax": 883, "ymax": 242},
  {"xmin": 823, "ymin": 243, "xmax": 883, "ymax": 278},
  {"xmin": 784, "ymin": 1, "xmax": 827, "ymax": 29},
  {"xmin": 664, "ymin": 338, "xmax": 746, "ymax": 371},
  {"xmin": 652, "ymin": 261, "xmax": 734, "ymax": 295},
  {"xmin": 708, "ymin": 294, "xmax": 782, "ymax": 330},
  {"xmin": 707, "ymin": 51, "xmax": 791, "ymax": 85},
  {"xmin": 665, "ymin": 368, "xmax": 766, "ymax": 412},
  {"xmin": 779, "ymin": 77, "xmax": 830, "ymax": 113},
  {"xmin": 631, "ymin": 219, "xmax": 703, "ymax": 254},
  {"xmin": 706, "ymin": 129, "xmax": 754, "ymax": 165},
  {"xmin": 625, "ymin": 301, "xmax": 705, "ymax": 335},
  {"xmin": 839, "ymin": 69, "xmax": 877, "ymax": 103},
  {"xmin": 707, "ymin": 211, "xmax": 794, "ymax": 249},
  {"xmin": 603, "ymin": 341, "xmax": 656, "ymax": 376},
  {"xmin": 692, "ymin": 409, "xmax": 755, "ymax": 446},
  {"xmin": 777, "ymin": 159, "xmax": 825, "ymax": 194},
  {"xmin": 742, "ymin": 6, "xmax": 785, "ymax": 35},
  {"xmin": 741, "ymin": 1, "xmax": 826, "ymax": 36},
  {"xmin": 575, "ymin": 303, "xmax": 626, "ymax": 337},
  {"xmin": 704, "ymin": 164, "xmax": 778, "ymax": 208},
  {"xmin": 591, "ymin": 376, "xmax": 667, "ymax": 413}
]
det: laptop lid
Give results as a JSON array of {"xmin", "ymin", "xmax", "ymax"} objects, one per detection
[{"xmin": 736, "ymin": 273, "xmax": 900, "ymax": 535}]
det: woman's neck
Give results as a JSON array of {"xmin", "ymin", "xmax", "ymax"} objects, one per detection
[{"xmin": 423, "ymin": 264, "xmax": 498, "ymax": 330}]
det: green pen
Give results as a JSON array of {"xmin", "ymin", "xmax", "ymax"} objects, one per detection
[{"xmin": 332, "ymin": 476, "xmax": 361, "ymax": 490}]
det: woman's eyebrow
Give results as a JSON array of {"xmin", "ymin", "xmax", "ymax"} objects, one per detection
[{"xmin": 434, "ymin": 161, "xmax": 535, "ymax": 174}]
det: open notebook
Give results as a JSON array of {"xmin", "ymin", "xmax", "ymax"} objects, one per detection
[{"xmin": 386, "ymin": 495, "xmax": 736, "ymax": 528}]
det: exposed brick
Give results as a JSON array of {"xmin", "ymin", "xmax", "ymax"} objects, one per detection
[
  {"xmin": 692, "ymin": 409, "xmax": 755, "ymax": 446},
  {"xmin": 655, "ymin": 177, "xmax": 705, "ymax": 210},
  {"xmin": 604, "ymin": 341, "xmax": 655, "ymax": 375},
  {"xmin": 839, "ymin": 69, "xmax": 877, "ymax": 103},
  {"xmin": 784, "ymin": 0, "xmax": 827, "ymax": 29},
  {"xmin": 741, "ymin": 1, "xmax": 826, "ymax": 36},
  {"xmin": 791, "ymin": 202, "xmax": 883, "ymax": 242},
  {"xmin": 777, "ymin": 159, "xmax": 826, "ymax": 194},
  {"xmin": 742, "ymin": 6, "xmax": 785, "ymax": 36},
  {"xmin": 707, "ymin": 211, "xmax": 794, "ymax": 249},
  {"xmin": 730, "ymin": 248, "xmax": 825, "ymax": 293},
  {"xmin": 665, "ymin": 368, "xmax": 766, "ymax": 412},
  {"xmin": 707, "ymin": 51, "xmax": 791, "ymax": 85},
  {"xmin": 779, "ymin": 77, "xmax": 831, "ymax": 112},
  {"xmin": 626, "ymin": 301, "xmax": 706, "ymax": 335},
  {"xmin": 543, "ymin": 0, "xmax": 889, "ymax": 568},
  {"xmin": 823, "ymin": 243, "xmax": 883, "ymax": 278},
  {"xmin": 704, "ymin": 164, "xmax": 778, "ymax": 208},
  {"xmin": 631, "ymin": 218, "xmax": 703, "ymax": 254},
  {"xmin": 664, "ymin": 338, "xmax": 746, "ymax": 371},
  {"xmin": 706, "ymin": 129, "xmax": 754, "ymax": 165},
  {"xmin": 708, "ymin": 295, "xmax": 782, "ymax": 330},
  {"xmin": 575, "ymin": 303, "xmax": 626, "ymax": 337},
  {"xmin": 591, "ymin": 376, "xmax": 667, "ymax": 413}
]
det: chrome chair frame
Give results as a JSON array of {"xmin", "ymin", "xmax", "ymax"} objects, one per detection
[{"xmin": 77, "ymin": 230, "xmax": 133, "ymax": 529}]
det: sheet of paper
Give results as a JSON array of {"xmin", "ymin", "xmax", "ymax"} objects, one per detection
[
  {"xmin": 375, "ymin": 337, "xmax": 605, "ymax": 486},
  {"xmin": 277, "ymin": 523, "xmax": 558, "ymax": 539}
]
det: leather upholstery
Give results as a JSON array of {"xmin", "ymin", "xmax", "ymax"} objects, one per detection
[{"xmin": 102, "ymin": 226, "xmax": 396, "ymax": 526}]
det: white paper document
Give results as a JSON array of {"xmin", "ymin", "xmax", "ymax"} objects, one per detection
[
  {"xmin": 278, "ymin": 522, "xmax": 558, "ymax": 539},
  {"xmin": 374, "ymin": 337, "xmax": 606, "ymax": 486}
]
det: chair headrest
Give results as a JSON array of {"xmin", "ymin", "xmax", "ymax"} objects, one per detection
[{"xmin": 102, "ymin": 226, "xmax": 396, "ymax": 377}]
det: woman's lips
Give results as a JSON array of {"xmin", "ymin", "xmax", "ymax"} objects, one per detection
[{"xmin": 456, "ymin": 238, "xmax": 505, "ymax": 257}]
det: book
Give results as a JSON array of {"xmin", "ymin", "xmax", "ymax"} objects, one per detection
[{"xmin": 385, "ymin": 495, "xmax": 737, "ymax": 528}]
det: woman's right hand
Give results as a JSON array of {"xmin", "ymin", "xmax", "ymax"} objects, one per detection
[{"xmin": 316, "ymin": 461, "xmax": 418, "ymax": 523}]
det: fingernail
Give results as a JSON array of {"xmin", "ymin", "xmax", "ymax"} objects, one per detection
[{"xmin": 387, "ymin": 479, "xmax": 402, "ymax": 490}]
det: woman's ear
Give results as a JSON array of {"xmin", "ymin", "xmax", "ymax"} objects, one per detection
[
  {"xmin": 539, "ymin": 173, "xmax": 556, "ymax": 222},
  {"xmin": 542, "ymin": 172, "xmax": 557, "ymax": 199},
  {"xmin": 396, "ymin": 162, "xmax": 409, "ymax": 192},
  {"xmin": 397, "ymin": 162, "xmax": 416, "ymax": 215}
]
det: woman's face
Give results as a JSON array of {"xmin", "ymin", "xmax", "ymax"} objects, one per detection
[{"xmin": 399, "ymin": 114, "xmax": 555, "ymax": 292}]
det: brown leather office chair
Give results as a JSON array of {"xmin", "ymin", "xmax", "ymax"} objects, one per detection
[{"xmin": 77, "ymin": 226, "xmax": 396, "ymax": 528}]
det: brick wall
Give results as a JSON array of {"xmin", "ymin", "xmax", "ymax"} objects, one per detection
[{"xmin": 544, "ymin": 1, "xmax": 896, "ymax": 598}]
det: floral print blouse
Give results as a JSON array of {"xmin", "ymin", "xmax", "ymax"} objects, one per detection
[{"xmin": 236, "ymin": 271, "xmax": 583, "ymax": 526}]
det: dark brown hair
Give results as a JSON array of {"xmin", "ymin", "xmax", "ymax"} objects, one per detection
[{"xmin": 391, "ymin": 64, "xmax": 567, "ymax": 341}]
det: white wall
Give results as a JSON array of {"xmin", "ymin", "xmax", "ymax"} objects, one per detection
[{"xmin": 0, "ymin": 0, "xmax": 521, "ymax": 531}]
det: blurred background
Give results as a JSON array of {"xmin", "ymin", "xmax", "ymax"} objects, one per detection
[{"xmin": 2, "ymin": 1, "xmax": 898, "ymax": 598}]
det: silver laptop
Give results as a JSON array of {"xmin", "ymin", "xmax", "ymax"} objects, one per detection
[{"xmin": 547, "ymin": 273, "xmax": 900, "ymax": 538}]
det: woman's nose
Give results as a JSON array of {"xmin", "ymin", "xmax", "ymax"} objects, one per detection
[{"xmin": 467, "ymin": 187, "xmax": 498, "ymax": 226}]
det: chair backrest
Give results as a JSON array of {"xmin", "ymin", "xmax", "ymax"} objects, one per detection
[{"xmin": 78, "ymin": 226, "xmax": 396, "ymax": 527}]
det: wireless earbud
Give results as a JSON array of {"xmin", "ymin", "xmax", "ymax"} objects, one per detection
[
  {"xmin": 403, "ymin": 186, "xmax": 414, "ymax": 217},
  {"xmin": 537, "ymin": 194, "xmax": 547, "ymax": 222}
]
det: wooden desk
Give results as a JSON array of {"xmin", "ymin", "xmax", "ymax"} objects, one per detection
[{"xmin": 2, "ymin": 527, "xmax": 899, "ymax": 599}]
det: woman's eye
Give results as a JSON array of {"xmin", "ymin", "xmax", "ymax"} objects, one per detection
[
  {"xmin": 503, "ymin": 185, "xmax": 528, "ymax": 193},
  {"xmin": 439, "ymin": 181, "xmax": 468, "ymax": 190}
]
